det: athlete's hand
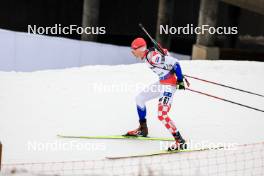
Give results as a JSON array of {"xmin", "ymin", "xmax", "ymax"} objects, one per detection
[{"xmin": 177, "ymin": 80, "xmax": 185, "ymax": 90}]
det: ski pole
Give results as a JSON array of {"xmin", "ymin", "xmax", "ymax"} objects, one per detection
[
  {"xmin": 139, "ymin": 22, "xmax": 264, "ymax": 98},
  {"xmin": 186, "ymin": 88, "xmax": 264, "ymax": 113},
  {"xmin": 185, "ymin": 74, "xmax": 264, "ymax": 98}
]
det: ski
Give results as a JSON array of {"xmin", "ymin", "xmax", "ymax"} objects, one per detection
[
  {"xmin": 57, "ymin": 134, "xmax": 175, "ymax": 141},
  {"xmin": 106, "ymin": 146, "xmax": 224, "ymax": 159}
]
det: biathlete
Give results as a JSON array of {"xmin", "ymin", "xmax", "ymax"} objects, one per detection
[{"xmin": 126, "ymin": 37, "xmax": 187, "ymax": 150}]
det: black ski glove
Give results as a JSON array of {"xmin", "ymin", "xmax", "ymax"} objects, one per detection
[{"xmin": 177, "ymin": 80, "xmax": 185, "ymax": 90}]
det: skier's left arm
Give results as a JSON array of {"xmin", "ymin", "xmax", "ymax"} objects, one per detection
[{"xmin": 173, "ymin": 62, "xmax": 185, "ymax": 89}]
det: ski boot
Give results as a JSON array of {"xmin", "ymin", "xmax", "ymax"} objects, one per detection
[
  {"xmin": 125, "ymin": 119, "xmax": 148, "ymax": 137},
  {"xmin": 168, "ymin": 131, "xmax": 187, "ymax": 151}
]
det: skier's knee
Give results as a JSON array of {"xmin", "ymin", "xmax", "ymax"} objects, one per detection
[
  {"xmin": 159, "ymin": 95, "xmax": 171, "ymax": 106},
  {"xmin": 135, "ymin": 94, "xmax": 145, "ymax": 108}
]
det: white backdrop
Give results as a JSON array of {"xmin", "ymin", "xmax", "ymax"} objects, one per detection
[{"xmin": 0, "ymin": 29, "xmax": 190, "ymax": 72}]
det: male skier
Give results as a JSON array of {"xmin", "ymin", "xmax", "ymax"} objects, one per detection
[{"xmin": 126, "ymin": 37, "xmax": 187, "ymax": 150}]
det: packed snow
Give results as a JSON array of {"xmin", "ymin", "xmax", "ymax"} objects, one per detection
[{"xmin": 0, "ymin": 60, "xmax": 264, "ymax": 166}]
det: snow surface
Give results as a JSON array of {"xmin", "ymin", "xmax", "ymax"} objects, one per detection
[{"xmin": 0, "ymin": 60, "xmax": 264, "ymax": 165}]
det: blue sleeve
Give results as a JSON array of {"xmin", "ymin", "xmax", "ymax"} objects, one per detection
[{"xmin": 173, "ymin": 63, "xmax": 184, "ymax": 82}]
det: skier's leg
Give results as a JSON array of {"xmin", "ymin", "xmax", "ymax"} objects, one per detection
[
  {"xmin": 126, "ymin": 82, "xmax": 161, "ymax": 137},
  {"xmin": 157, "ymin": 85, "xmax": 186, "ymax": 150},
  {"xmin": 157, "ymin": 85, "xmax": 177, "ymax": 134},
  {"xmin": 135, "ymin": 82, "xmax": 161, "ymax": 122}
]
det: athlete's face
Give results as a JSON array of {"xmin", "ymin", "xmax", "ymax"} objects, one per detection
[{"xmin": 131, "ymin": 47, "xmax": 145, "ymax": 60}]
